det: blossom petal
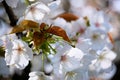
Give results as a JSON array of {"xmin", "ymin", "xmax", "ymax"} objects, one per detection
[
  {"xmin": 62, "ymin": 56, "xmax": 80, "ymax": 72},
  {"xmin": 104, "ymin": 50, "xmax": 116, "ymax": 61},
  {"xmin": 100, "ymin": 59, "xmax": 112, "ymax": 69},
  {"xmin": 48, "ymin": 0, "xmax": 61, "ymax": 10},
  {"xmin": 67, "ymin": 48, "xmax": 84, "ymax": 60},
  {"xmin": 15, "ymin": 54, "xmax": 29, "ymax": 69}
]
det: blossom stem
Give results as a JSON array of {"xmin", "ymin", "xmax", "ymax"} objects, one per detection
[
  {"xmin": 2, "ymin": 0, "xmax": 18, "ymax": 26},
  {"xmin": 46, "ymin": 42, "xmax": 56, "ymax": 54},
  {"xmin": 41, "ymin": 54, "xmax": 45, "ymax": 72}
]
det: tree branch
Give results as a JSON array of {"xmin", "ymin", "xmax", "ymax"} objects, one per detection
[{"xmin": 2, "ymin": 0, "xmax": 18, "ymax": 26}]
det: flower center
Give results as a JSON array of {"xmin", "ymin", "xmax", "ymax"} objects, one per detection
[
  {"xmin": 66, "ymin": 72, "xmax": 76, "ymax": 78},
  {"xmin": 99, "ymin": 55, "xmax": 104, "ymax": 60},
  {"xmin": 30, "ymin": 6, "xmax": 35, "ymax": 12},
  {"xmin": 95, "ymin": 22, "xmax": 100, "ymax": 27},
  {"xmin": 79, "ymin": 28, "xmax": 85, "ymax": 34},
  {"xmin": 92, "ymin": 34, "xmax": 99, "ymax": 40},
  {"xmin": 61, "ymin": 55, "xmax": 67, "ymax": 62},
  {"xmin": 15, "ymin": 44, "xmax": 24, "ymax": 54},
  {"xmin": 18, "ymin": 47, "xmax": 23, "ymax": 52}
]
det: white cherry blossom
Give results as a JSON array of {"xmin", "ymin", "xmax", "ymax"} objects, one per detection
[
  {"xmin": 24, "ymin": 2, "xmax": 50, "ymax": 23},
  {"xmin": 5, "ymin": 39, "xmax": 33, "ymax": 69},
  {"xmin": 91, "ymin": 48, "xmax": 116, "ymax": 70},
  {"xmin": 50, "ymin": 44, "xmax": 85, "ymax": 78}
]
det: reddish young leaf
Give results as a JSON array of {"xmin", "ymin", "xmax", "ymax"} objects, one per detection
[
  {"xmin": 33, "ymin": 31, "xmax": 45, "ymax": 47},
  {"xmin": 39, "ymin": 23, "xmax": 47, "ymax": 31},
  {"xmin": 11, "ymin": 26, "xmax": 25, "ymax": 33},
  {"xmin": 46, "ymin": 26, "xmax": 71, "ymax": 42},
  {"xmin": 11, "ymin": 20, "xmax": 39, "ymax": 33},
  {"xmin": 19, "ymin": 20, "xmax": 39, "ymax": 29},
  {"xmin": 108, "ymin": 32, "xmax": 114, "ymax": 44},
  {"xmin": 58, "ymin": 13, "xmax": 78, "ymax": 22}
]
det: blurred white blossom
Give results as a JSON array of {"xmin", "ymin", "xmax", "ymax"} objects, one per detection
[
  {"xmin": 0, "ymin": 20, "xmax": 12, "ymax": 37},
  {"xmin": 80, "ymin": 26, "xmax": 113, "ymax": 50},
  {"xmin": 0, "ymin": 57, "xmax": 10, "ymax": 77},
  {"xmin": 111, "ymin": 0, "xmax": 120, "ymax": 13}
]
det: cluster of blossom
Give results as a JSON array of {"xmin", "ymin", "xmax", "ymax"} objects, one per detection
[{"xmin": 0, "ymin": 0, "xmax": 117, "ymax": 80}]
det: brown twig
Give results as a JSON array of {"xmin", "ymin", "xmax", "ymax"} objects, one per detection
[{"xmin": 2, "ymin": 0, "xmax": 18, "ymax": 26}]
